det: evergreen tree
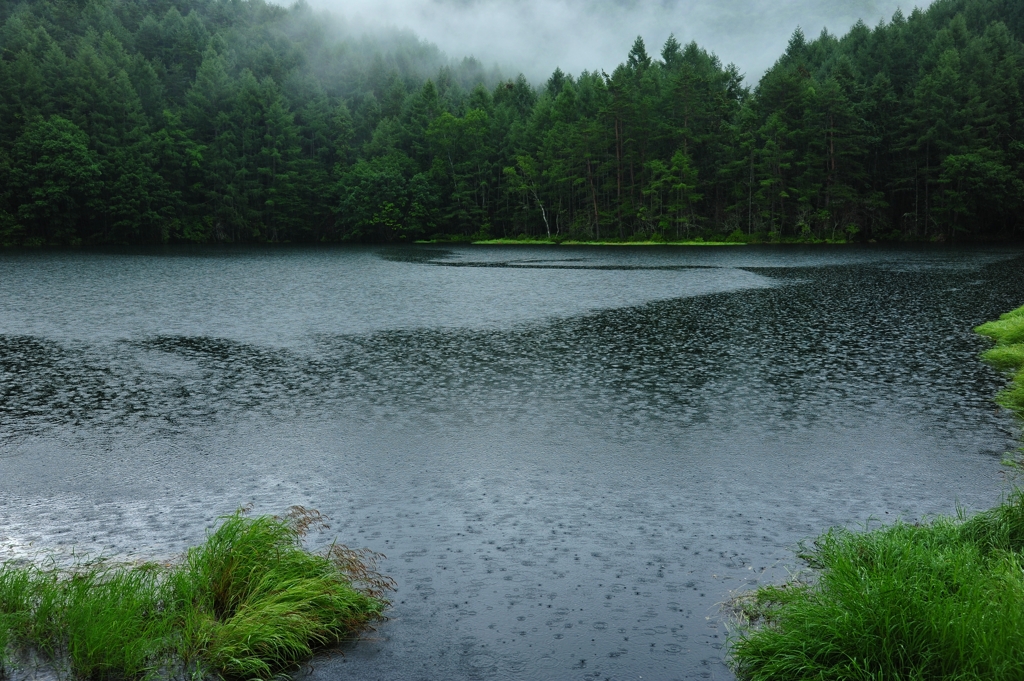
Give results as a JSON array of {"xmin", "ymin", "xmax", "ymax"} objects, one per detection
[
  {"xmin": 10, "ymin": 116, "xmax": 102, "ymax": 244},
  {"xmin": 1, "ymin": 0, "xmax": 1023, "ymax": 244}
]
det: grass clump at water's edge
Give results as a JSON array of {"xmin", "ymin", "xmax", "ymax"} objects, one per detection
[
  {"xmin": 0, "ymin": 507, "xmax": 393, "ymax": 680},
  {"xmin": 726, "ymin": 303, "xmax": 1024, "ymax": 680},
  {"xmin": 728, "ymin": 490, "xmax": 1024, "ymax": 680},
  {"xmin": 977, "ymin": 303, "xmax": 1024, "ymax": 418}
]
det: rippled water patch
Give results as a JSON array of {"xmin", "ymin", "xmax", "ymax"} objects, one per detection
[{"xmin": 0, "ymin": 246, "xmax": 1021, "ymax": 680}]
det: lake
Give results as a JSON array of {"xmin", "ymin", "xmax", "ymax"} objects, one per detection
[{"xmin": 0, "ymin": 244, "xmax": 1021, "ymax": 680}]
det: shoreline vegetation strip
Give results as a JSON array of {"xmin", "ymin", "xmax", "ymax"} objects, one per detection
[
  {"xmin": 976, "ymin": 304, "xmax": 1024, "ymax": 420},
  {"xmin": 471, "ymin": 239, "xmax": 742, "ymax": 246},
  {"xmin": 0, "ymin": 507, "xmax": 393, "ymax": 680},
  {"xmin": 413, "ymin": 232, "xmax": 859, "ymax": 246},
  {"xmin": 726, "ymin": 303, "xmax": 1024, "ymax": 681}
]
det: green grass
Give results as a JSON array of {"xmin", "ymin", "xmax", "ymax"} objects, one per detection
[
  {"xmin": 977, "ymin": 305, "xmax": 1024, "ymax": 345},
  {"xmin": 415, "ymin": 230, "xmax": 864, "ymax": 245},
  {"xmin": 728, "ymin": 491, "xmax": 1024, "ymax": 680},
  {"xmin": 0, "ymin": 507, "xmax": 392, "ymax": 680},
  {"xmin": 470, "ymin": 237, "xmax": 743, "ymax": 246},
  {"xmin": 977, "ymin": 304, "xmax": 1024, "ymax": 417},
  {"xmin": 726, "ymin": 303, "xmax": 1024, "ymax": 680}
]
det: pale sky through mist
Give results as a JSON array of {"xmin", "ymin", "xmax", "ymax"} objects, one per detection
[{"xmin": 300, "ymin": 0, "xmax": 931, "ymax": 83}]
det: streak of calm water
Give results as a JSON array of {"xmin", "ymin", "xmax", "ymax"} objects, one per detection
[{"xmin": 0, "ymin": 245, "xmax": 1021, "ymax": 680}]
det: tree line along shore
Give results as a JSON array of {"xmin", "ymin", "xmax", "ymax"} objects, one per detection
[{"xmin": 1, "ymin": 0, "xmax": 1024, "ymax": 246}]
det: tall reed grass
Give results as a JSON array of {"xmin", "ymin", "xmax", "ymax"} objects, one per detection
[
  {"xmin": 726, "ymin": 304, "xmax": 1024, "ymax": 680},
  {"xmin": 0, "ymin": 507, "xmax": 392, "ymax": 680}
]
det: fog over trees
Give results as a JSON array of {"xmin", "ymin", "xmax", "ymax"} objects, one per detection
[
  {"xmin": 0, "ymin": 0, "xmax": 1022, "ymax": 245},
  {"xmin": 308, "ymin": 0, "xmax": 919, "ymax": 83}
]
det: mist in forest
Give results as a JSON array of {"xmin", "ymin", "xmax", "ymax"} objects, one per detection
[{"xmin": 298, "ymin": 0, "xmax": 929, "ymax": 82}]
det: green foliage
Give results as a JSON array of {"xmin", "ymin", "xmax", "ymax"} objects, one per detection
[
  {"xmin": 977, "ymin": 305, "xmax": 1024, "ymax": 346},
  {"xmin": 178, "ymin": 511, "xmax": 390, "ymax": 679},
  {"xmin": 1, "ymin": 0, "xmax": 1024, "ymax": 243},
  {"xmin": 61, "ymin": 566, "xmax": 176, "ymax": 679},
  {"xmin": 337, "ymin": 152, "xmax": 435, "ymax": 241},
  {"xmin": 471, "ymin": 237, "xmax": 739, "ymax": 246},
  {"xmin": 729, "ymin": 305, "xmax": 1024, "ymax": 680},
  {"xmin": 9, "ymin": 116, "xmax": 101, "ymax": 244},
  {"xmin": 977, "ymin": 304, "xmax": 1024, "ymax": 418},
  {"xmin": 729, "ymin": 491, "xmax": 1024, "ymax": 681},
  {"xmin": 0, "ymin": 509, "xmax": 391, "ymax": 680}
]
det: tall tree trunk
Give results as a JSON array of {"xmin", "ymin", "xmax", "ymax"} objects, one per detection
[{"xmin": 532, "ymin": 188, "xmax": 551, "ymax": 239}]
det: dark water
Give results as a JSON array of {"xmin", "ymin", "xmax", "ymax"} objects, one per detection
[{"xmin": 0, "ymin": 245, "xmax": 1021, "ymax": 680}]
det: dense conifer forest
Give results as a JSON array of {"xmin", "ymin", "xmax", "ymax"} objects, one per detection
[{"xmin": 1, "ymin": 0, "xmax": 1023, "ymax": 245}]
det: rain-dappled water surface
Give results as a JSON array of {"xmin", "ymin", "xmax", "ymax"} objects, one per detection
[{"xmin": 0, "ymin": 245, "xmax": 1022, "ymax": 680}]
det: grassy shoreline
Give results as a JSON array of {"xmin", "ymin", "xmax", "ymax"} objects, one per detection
[
  {"xmin": 726, "ymin": 303, "xmax": 1024, "ymax": 680},
  {"xmin": 413, "ymin": 236, "xmax": 745, "ymax": 246},
  {"xmin": 0, "ymin": 508, "xmax": 392, "ymax": 680},
  {"xmin": 728, "ymin": 493, "xmax": 1024, "ymax": 680},
  {"xmin": 414, "ymin": 234, "xmax": 855, "ymax": 246},
  {"xmin": 976, "ymin": 304, "xmax": 1024, "ymax": 421},
  {"xmin": 407, "ymin": 228, "xmax": 989, "ymax": 246},
  {"xmin": 469, "ymin": 238, "xmax": 744, "ymax": 246}
]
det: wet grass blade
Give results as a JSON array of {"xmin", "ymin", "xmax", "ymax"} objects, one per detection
[
  {"xmin": 977, "ymin": 304, "xmax": 1024, "ymax": 417},
  {"xmin": 727, "ymin": 497, "xmax": 1024, "ymax": 680},
  {"xmin": 0, "ymin": 509, "xmax": 392, "ymax": 680}
]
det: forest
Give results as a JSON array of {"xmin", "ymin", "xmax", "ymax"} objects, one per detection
[{"xmin": 0, "ymin": 0, "xmax": 1023, "ymax": 245}]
